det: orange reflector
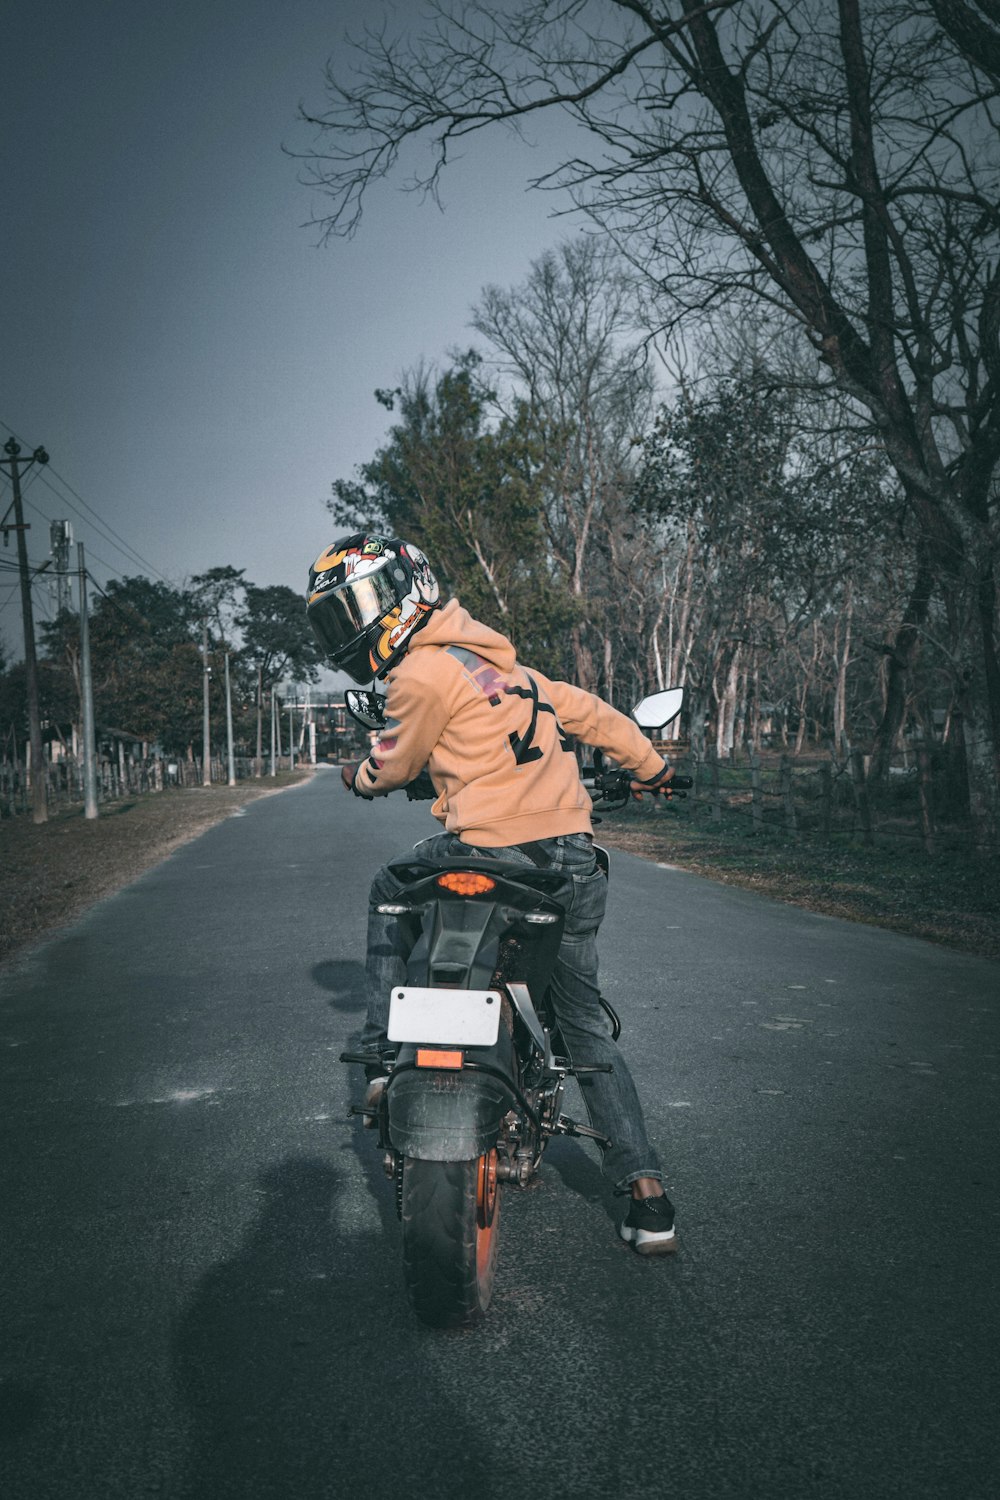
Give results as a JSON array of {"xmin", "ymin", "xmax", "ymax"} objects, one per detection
[
  {"xmin": 415, "ymin": 1048, "xmax": 464, "ymax": 1069},
  {"xmin": 436, "ymin": 871, "xmax": 497, "ymax": 896}
]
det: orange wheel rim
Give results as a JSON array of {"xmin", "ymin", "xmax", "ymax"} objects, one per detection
[{"xmin": 475, "ymin": 1149, "xmax": 499, "ymax": 1280}]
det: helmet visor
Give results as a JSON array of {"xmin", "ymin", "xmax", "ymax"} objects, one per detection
[{"xmin": 309, "ymin": 562, "xmax": 399, "ymax": 659}]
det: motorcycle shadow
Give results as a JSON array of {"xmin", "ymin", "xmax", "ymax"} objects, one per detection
[
  {"xmin": 540, "ymin": 1137, "xmax": 620, "ymax": 1227},
  {"xmin": 311, "ymin": 958, "xmax": 367, "ymax": 1013},
  {"xmin": 170, "ymin": 1155, "xmax": 484, "ymax": 1499}
]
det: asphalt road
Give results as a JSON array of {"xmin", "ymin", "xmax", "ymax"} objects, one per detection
[{"xmin": 1, "ymin": 769, "xmax": 998, "ymax": 1499}]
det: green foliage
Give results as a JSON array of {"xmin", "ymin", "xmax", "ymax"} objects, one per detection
[
  {"xmin": 0, "ymin": 572, "xmax": 320, "ymax": 758},
  {"xmin": 238, "ymin": 583, "xmax": 322, "ymax": 690},
  {"xmin": 188, "ymin": 565, "xmax": 247, "ymax": 647},
  {"xmin": 637, "ymin": 379, "xmax": 876, "ymax": 598},
  {"xmin": 60, "ymin": 576, "xmax": 205, "ymax": 753},
  {"xmin": 329, "ymin": 353, "xmax": 577, "ymax": 674}
]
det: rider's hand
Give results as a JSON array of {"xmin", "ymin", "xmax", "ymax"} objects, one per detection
[
  {"xmin": 630, "ymin": 760, "xmax": 675, "ymax": 800},
  {"xmin": 341, "ymin": 760, "xmax": 374, "ymax": 800}
]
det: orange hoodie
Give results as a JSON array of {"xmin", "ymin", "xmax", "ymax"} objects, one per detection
[{"xmin": 354, "ymin": 599, "xmax": 667, "ymax": 846}]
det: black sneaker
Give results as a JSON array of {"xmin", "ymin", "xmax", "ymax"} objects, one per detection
[{"xmin": 619, "ymin": 1193, "xmax": 678, "ymax": 1255}]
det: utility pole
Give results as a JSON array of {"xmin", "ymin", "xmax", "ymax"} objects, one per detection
[
  {"xmin": 77, "ymin": 543, "xmax": 98, "ymax": 819},
  {"xmin": 269, "ymin": 685, "xmax": 277, "ymax": 776},
  {"xmin": 201, "ymin": 619, "xmax": 211, "ymax": 786},
  {"xmin": 224, "ymin": 650, "xmax": 236, "ymax": 787},
  {"xmin": 50, "ymin": 520, "xmax": 73, "ymax": 614},
  {"xmin": 255, "ymin": 665, "xmax": 263, "ymax": 778},
  {"xmin": 288, "ymin": 694, "xmax": 295, "ymax": 771},
  {"xmin": 0, "ymin": 436, "xmax": 50, "ymax": 823}
]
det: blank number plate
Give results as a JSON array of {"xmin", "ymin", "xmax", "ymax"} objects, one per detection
[{"xmin": 387, "ymin": 987, "xmax": 502, "ymax": 1047}]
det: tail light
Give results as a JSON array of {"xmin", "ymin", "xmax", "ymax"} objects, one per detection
[
  {"xmin": 415, "ymin": 1048, "xmax": 464, "ymax": 1069},
  {"xmin": 436, "ymin": 872, "xmax": 496, "ymax": 896}
]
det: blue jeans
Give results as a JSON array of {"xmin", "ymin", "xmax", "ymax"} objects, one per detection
[{"xmin": 362, "ymin": 831, "xmax": 662, "ymax": 1194}]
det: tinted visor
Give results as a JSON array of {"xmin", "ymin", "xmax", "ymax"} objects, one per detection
[{"xmin": 309, "ymin": 562, "xmax": 399, "ymax": 659}]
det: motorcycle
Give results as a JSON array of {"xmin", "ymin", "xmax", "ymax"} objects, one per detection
[{"xmin": 340, "ymin": 686, "xmax": 691, "ymax": 1328}]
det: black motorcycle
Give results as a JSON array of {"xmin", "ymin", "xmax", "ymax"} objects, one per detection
[{"xmin": 341, "ymin": 687, "xmax": 689, "ymax": 1328}]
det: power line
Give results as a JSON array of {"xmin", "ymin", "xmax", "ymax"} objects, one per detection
[
  {"xmin": 9, "ymin": 476, "xmax": 165, "ymax": 587},
  {"xmin": 34, "ymin": 467, "xmax": 171, "ymax": 582},
  {"xmin": 0, "ymin": 416, "xmax": 173, "ymax": 584}
]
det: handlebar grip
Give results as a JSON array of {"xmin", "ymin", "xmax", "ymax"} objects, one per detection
[{"xmin": 671, "ymin": 775, "xmax": 693, "ymax": 790}]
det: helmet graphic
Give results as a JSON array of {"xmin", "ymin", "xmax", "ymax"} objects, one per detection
[{"xmin": 306, "ymin": 533, "xmax": 441, "ymax": 683}]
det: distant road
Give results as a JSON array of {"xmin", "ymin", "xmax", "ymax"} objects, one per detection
[{"xmin": 1, "ymin": 769, "xmax": 998, "ymax": 1499}]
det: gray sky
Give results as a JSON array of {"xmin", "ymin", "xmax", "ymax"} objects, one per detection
[{"xmin": 1, "ymin": 0, "xmax": 584, "ymax": 659}]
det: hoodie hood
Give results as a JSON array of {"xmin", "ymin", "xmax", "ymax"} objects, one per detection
[{"xmin": 408, "ymin": 597, "xmax": 517, "ymax": 672}]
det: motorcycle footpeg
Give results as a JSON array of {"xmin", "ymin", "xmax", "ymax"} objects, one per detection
[
  {"xmin": 549, "ymin": 1056, "xmax": 613, "ymax": 1078},
  {"xmin": 552, "ymin": 1114, "xmax": 612, "ymax": 1150},
  {"xmin": 340, "ymin": 1050, "xmax": 387, "ymax": 1068},
  {"xmin": 548, "ymin": 1056, "xmax": 611, "ymax": 1080},
  {"xmin": 348, "ymin": 1103, "xmax": 378, "ymax": 1120}
]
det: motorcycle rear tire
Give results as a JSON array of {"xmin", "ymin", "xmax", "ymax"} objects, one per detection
[{"xmin": 400, "ymin": 1154, "xmax": 501, "ymax": 1328}]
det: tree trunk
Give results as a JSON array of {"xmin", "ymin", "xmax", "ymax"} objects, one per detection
[
  {"xmin": 716, "ymin": 646, "xmax": 741, "ymax": 760},
  {"xmin": 959, "ymin": 561, "xmax": 1000, "ymax": 843},
  {"xmin": 571, "ymin": 622, "xmax": 597, "ymax": 692},
  {"xmin": 791, "ymin": 619, "xmax": 820, "ymax": 757},
  {"xmin": 748, "ymin": 657, "xmax": 761, "ymax": 753},
  {"xmin": 688, "ymin": 685, "xmax": 710, "ymax": 760},
  {"xmin": 869, "ymin": 547, "xmax": 934, "ymax": 781},
  {"xmin": 833, "ymin": 583, "xmax": 854, "ymax": 753},
  {"xmin": 602, "ymin": 632, "xmax": 614, "ymax": 705}
]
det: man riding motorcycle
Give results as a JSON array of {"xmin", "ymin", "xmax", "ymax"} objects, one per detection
[{"xmin": 307, "ymin": 531, "xmax": 678, "ymax": 1255}]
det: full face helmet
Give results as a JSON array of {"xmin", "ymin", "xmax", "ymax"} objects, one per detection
[{"xmin": 306, "ymin": 533, "xmax": 441, "ymax": 683}]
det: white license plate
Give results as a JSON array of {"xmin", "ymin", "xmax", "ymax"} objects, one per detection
[{"xmin": 387, "ymin": 987, "xmax": 502, "ymax": 1047}]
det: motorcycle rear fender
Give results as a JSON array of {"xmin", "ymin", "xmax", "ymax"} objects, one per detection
[{"xmin": 387, "ymin": 1030, "xmax": 516, "ymax": 1162}]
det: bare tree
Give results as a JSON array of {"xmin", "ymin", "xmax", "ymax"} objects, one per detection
[
  {"xmin": 472, "ymin": 239, "xmax": 654, "ymax": 691},
  {"xmin": 297, "ymin": 0, "xmax": 1000, "ymax": 835}
]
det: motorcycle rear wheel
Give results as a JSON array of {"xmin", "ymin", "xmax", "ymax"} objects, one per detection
[{"xmin": 400, "ymin": 1152, "xmax": 501, "ymax": 1328}]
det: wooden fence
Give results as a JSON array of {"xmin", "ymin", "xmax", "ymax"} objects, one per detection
[
  {"xmin": 638, "ymin": 746, "xmax": 980, "ymax": 857},
  {"xmin": 0, "ymin": 754, "xmax": 297, "ymax": 818}
]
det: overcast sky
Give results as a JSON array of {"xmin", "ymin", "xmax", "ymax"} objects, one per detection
[{"xmin": 1, "ymin": 0, "xmax": 587, "ymax": 660}]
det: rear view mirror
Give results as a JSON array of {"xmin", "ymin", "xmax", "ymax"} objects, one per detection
[
  {"xmin": 632, "ymin": 688, "xmax": 684, "ymax": 731},
  {"xmin": 345, "ymin": 689, "xmax": 387, "ymax": 731}
]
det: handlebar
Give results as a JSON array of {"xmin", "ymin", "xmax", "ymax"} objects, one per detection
[
  {"xmin": 357, "ymin": 762, "xmax": 692, "ymax": 810},
  {"xmin": 580, "ymin": 767, "xmax": 693, "ymax": 810}
]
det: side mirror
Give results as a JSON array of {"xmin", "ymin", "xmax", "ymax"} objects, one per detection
[
  {"xmin": 632, "ymin": 687, "xmax": 684, "ymax": 732},
  {"xmin": 345, "ymin": 689, "xmax": 387, "ymax": 731}
]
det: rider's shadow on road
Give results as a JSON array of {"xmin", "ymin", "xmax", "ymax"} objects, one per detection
[
  {"xmin": 171, "ymin": 1156, "xmax": 481, "ymax": 1499},
  {"xmin": 311, "ymin": 959, "xmax": 367, "ymax": 1012},
  {"xmin": 339, "ymin": 1022, "xmax": 408, "ymax": 1240},
  {"xmin": 542, "ymin": 1138, "xmax": 619, "ymax": 1225}
]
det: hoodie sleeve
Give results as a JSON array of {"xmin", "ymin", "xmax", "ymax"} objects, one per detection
[
  {"xmin": 354, "ymin": 658, "xmax": 451, "ymax": 797},
  {"xmin": 531, "ymin": 671, "xmax": 666, "ymax": 781}
]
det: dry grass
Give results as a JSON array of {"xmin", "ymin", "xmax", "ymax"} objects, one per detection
[
  {"xmin": 0, "ymin": 771, "xmax": 313, "ymax": 967},
  {"xmin": 599, "ymin": 805, "xmax": 1000, "ymax": 959}
]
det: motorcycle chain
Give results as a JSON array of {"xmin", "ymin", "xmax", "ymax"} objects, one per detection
[{"xmin": 394, "ymin": 1152, "xmax": 404, "ymax": 1221}]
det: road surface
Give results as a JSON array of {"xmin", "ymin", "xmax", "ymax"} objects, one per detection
[{"xmin": 1, "ymin": 769, "xmax": 997, "ymax": 1498}]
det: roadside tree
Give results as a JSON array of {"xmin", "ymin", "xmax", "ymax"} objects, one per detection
[
  {"xmin": 330, "ymin": 353, "xmax": 577, "ymax": 675},
  {"xmin": 473, "ymin": 240, "xmax": 655, "ymax": 694},
  {"xmin": 238, "ymin": 583, "xmax": 322, "ymax": 771},
  {"xmin": 300, "ymin": 0, "xmax": 1000, "ymax": 834}
]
